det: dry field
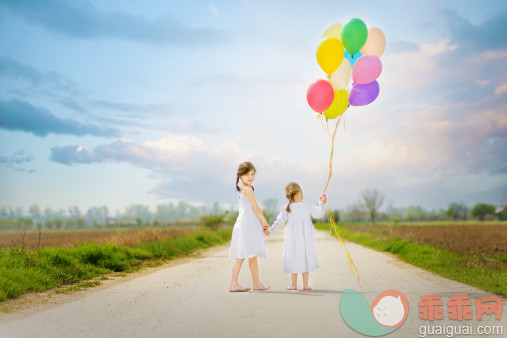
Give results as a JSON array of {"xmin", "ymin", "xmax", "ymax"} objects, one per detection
[
  {"xmin": 0, "ymin": 226, "xmax": 206, "ymax": 250},
  {"xmin": 344, "ymin": 224, "xmax": 507, "ymax": 258}
]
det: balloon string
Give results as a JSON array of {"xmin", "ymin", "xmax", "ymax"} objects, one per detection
[
  {"xmin": 321, "ymin": 109, "xmax": 364, "ymax": 288},
  {"xmin": 318, "ymin": 114, "xmax": 332, "ymax": 138},
  {"xmin": 323, "ymin": 115, "xmax": 341, "ymax": 193}
]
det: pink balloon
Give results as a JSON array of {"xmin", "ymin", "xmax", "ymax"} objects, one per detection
[
  {"xmin": 352, "ymin": 55, "xmax": 382, "ymax": 84},
  {"xmin": 307, "ymin": 80, "xmax": 334, "ymax": 113}
]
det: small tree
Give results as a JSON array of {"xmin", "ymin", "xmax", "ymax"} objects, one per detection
[
  {"xmin": 497, "ymin": 206, "xmax": 507, "ymax": 221},
  {"xmin": 362, "ymin": 189, "xmax": 385, "ymax": 224},
  {"xmin": 345, "ymin": 202, "xmax": 367, "ymax": 222},
  {"xmin": 196, "ymin": 211, "xmax": 228, "ymax": 231},
  {"xmin": 446, "ymin": 203, "xmax": 460, "ymax": 220},
  {"xmin": 29, "ymin": 203, "xmax": 41, "ymax": 224},
  {"xmin": 471, "ymin": 203, "xmax": 496, "ymax": 221},
  {"xmin": 446, "ymin": 202, "xmax": 469, "ymax": 220},
  {"xmin": 52, "ymin": 218, "xmax": 63, "ymax": 229},
  {"xmin": 332, "ymin": 209, "xmax": 340, "ymax": 222},
  {"xmin": 461, "ymin": 202, "xmax": 470, "ymax": 221}
]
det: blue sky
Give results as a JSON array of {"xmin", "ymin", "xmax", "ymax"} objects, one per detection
[{"xmin": 1, "ymin": 0, "xmax": 506, "ymax": 215}]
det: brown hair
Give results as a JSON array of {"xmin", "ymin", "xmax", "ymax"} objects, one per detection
[
  {"xmin": 236, "ymin": 162, "xmax": 256, "ymax": 192},
  {"xmin": 285, "ymin": 182, "xmax": 301, "ymax": 212}
]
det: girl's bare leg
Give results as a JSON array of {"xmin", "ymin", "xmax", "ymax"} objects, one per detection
[
  {"xmin": 248, "ymin": 257, "xmax": 270, "ymax": 290},
  {"xmin": 229, "ymin": 258, "xmax": 250, "ymax": 292},
  {"xmin": 287, "ymin": 273, "xmax": 297, "ymax": 290},
  {"xmin": 302, "ymin": 272, "xmax": 311, "ymax": 290}
]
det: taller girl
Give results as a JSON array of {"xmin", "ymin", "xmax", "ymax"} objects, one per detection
[{"xmin": 228, "ymin": 162, "xmax": 270, "ymax": 292}]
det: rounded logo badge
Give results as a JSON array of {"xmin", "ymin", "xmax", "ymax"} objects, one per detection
[{"xmin": 340, "ymin": 289, "xmax": 409, "ymax": 336}]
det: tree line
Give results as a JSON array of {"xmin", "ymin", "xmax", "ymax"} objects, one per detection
[
  {"xmin": 336, "ymin": 189, "xmax": 505, "ymax": 223},
  {"xmin": 0, "ymin": 201, "xmax": 225, "ymax": 230},
  {"xmin": 0, "ymin": 189, "xmax": 505, "ymax": 231}
]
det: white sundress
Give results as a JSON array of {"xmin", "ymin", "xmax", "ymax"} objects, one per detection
[
  {"xmin": 268, "ymin": 200, "xmax": 326, "ymax": 273},
  {"xmin": 228, "ymin": 188, "xmax": 267, "ymax": 259}
]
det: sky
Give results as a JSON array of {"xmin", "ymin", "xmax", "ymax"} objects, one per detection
[{"xmin": 0, "ymin": 0, "xmax": 506, "ymax": 215}]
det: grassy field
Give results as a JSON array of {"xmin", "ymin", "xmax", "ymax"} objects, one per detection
[
  {"xmin": 0, "ymin": 227, "xmax": 233, "ymax": 303},
  {"xmin": 315, "ymin": 222, "xmax": 506, "ymax": 297}
]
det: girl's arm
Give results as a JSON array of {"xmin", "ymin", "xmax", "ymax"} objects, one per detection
[
  {"xmin": 309, "ymin": 200, "xmax": 326, "ymax": 219},
  {"xmin": 268, "ymin": 207, "xmax": 288, "ymax": 234},
  {"xmin": 243, "ymin": 186, "xmax": 269, "ymax": 228}
]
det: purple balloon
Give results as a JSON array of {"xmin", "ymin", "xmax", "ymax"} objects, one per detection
[{"xmin": 349, "ymin": 81, "xmax": 380, "ymax": 106}]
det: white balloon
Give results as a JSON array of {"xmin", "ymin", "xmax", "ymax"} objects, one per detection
[{"xmin": 330, "ymin": 58, "xmax": 352, "ymax": 90}]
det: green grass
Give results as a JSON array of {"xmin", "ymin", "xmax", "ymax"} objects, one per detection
[
  {"xmin": 314, "ymin": 223, "xmax": 507, "ymax": 298},
  {"xmin": 0, "ymin": 228, "xmax": 232, "ymax": 302},
  {"xmin": 55, "ymin": 280, "xmax": 102, "ymax": 294}
]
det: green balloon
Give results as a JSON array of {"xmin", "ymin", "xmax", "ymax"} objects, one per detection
[{"xmin": 341, "ymin": 18, "xmax": 368, "ymax": 55}]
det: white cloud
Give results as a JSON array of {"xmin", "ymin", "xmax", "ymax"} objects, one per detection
[
  {"xmin": 339, "ymin": 140, "xmax": 429, "ymax": 173},
  {"xmin": 474, "ymin": 79, "xmax": 489, "ymax": 85},
  {"xmin": 210, "ymin": 6, "xmax": 221, "ymax": 16},
  {"xmin": 143, "ymin": 134, "xmax": 207, "ymax": 155},
  {"xmin": 494, "ymin": 84, "xmax": 507, "ymax": 96},
  {"xmin": 382, "ymin": 40, "xmax": 458, "ymax": 92},
  {"xmin": 50, "ymin": 135, "xmax": 324, "ymax": 203}
]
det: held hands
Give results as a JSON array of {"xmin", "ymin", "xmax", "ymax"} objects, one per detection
[
  {"xmin": 320, "ymin": 194, "xmax": 327, "ymax": 203},
  {"xmin": 262, "ymin": 223, "xmax": 270, "ymax": 235}
]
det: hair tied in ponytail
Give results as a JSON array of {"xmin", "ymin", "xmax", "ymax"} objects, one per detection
[{"xmin": 284, "ymin": 182, "xmax": 301, "ymax": 213}]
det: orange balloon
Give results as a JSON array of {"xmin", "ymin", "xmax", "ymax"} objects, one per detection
[{"xmin": 360, "ymin": 27, "xmax": 386, "ymax": 57}]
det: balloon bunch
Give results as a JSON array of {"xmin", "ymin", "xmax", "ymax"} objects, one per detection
[
  {"xmin": 308, "ymin": 18, "xmax": 385, "ymax": 116},
  {"xmin": 306, "ymin": 18, "xmax": 386, "ymax": 287}
]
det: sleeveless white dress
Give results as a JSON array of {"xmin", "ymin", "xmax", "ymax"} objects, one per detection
[
  {"xmin": 268, "ymin": 201, "xmax": 325, "ymax": 273},
  {"xmin": 228, "ymin": 188, "xmax": 267, "ymax": 259}
]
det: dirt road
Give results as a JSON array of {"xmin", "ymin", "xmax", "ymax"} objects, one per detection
[{"xmin": 0, "ymin": 229, "xmax": 505, "ymax": 337}]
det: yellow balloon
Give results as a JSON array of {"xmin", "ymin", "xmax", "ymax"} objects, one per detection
[
  {"xmin": 323, "ymin": 89, "xmax": 349, "ymax": 119},
  {"xmin": 316, "ymin": 37, "xmax": 344, "ymax": 75},
  {"xmin": 321, "ymin": 23, "xmax": 342, "ymax": 40}
]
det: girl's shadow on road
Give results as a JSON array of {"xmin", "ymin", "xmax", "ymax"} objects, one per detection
[{"xmin": 252, "ymin": 289, "xmax": 343, "ymax": 296}]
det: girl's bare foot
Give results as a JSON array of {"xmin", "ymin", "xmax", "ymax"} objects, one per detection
[
  {"xmin": 229, "ymin": 284, "xmax": 250, "ymax": 292},
  {"xmin": 252, "ymin": 282, "xmax": 270, "ymax": 290},
  {"xmin": 303, "ymin": 286, "xmax": 312, "ymax": 290},
  {"xmin": 286, "ymin": 285, "xmax": 297, "ymax": 290}
]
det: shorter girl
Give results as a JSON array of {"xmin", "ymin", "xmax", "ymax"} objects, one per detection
[{"xmin": 266, "ymin": 182, "xmax": 327, "ymax": 290}]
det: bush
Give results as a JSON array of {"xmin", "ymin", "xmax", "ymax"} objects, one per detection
[{"xmin": 196, "ymin": 211, "xmax": 228, "ymax": 230}]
